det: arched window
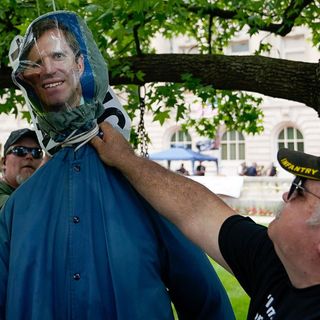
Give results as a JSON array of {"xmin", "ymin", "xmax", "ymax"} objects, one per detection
[
  {"xmin": 170, "ymin": 130, "xmax": 192, "ymax": 149},
  {"xmin": 221, "ymin": 131, "xmax": 245, "ymax": 160},
  {"xmin": 278, "ymin": 127, "xmax": 304, "ymax": 151}
]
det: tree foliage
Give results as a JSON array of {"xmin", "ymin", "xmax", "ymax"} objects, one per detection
[{"xmin": 0, "ymin": 0, "xmax": 319, "ymax": 139}]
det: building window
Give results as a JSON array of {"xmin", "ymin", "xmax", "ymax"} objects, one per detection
[
  {"xmin": 230, "ymin": 40, "xmax": 249, "ymax": 53},
  {"xmin": 283, "ymin": 35, "xmax": 305, "ymax": 61},
  {"xmin": 221, "ymin": 131, "xmax": 245, "ymax": 160},
  {"xmin": 278, "ymin": 127, "xmax": 304, "ymax": 151},
  {"xmin": 170, "ymin": 130, "xmax": 192, "ymax": 149}
]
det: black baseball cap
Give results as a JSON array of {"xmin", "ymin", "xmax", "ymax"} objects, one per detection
[
  {"xmin": 277, "ymin": 148, "xmax": 320, "ymax": 181},
  {"xmin": 3, "ymin": 128, "xmax": 39, "ymax": 156}
]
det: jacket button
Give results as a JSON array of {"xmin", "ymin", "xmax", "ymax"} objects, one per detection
[
  {"xmin": 74, "ymin": 165, "xmax": 81, "ymax": 172},
  {"xmin": 73, "ymin": 216, "xmax": 80, "ymax": 224},
  {"xmin": 73, "ymin": 273, "xmax": 81, "ymax": 280}
]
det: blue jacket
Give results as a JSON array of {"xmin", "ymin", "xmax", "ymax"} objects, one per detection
[{"xmin": 0, "ymin": 145, "xmax": 234, "ymax": 319}]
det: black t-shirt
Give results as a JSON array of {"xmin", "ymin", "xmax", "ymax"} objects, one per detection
[{"xmin": 219, "ymin": 215, "xmax": 320, "ymax": 319}]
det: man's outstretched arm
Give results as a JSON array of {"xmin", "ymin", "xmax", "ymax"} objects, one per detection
[{"xmin": 91, "ymin": 122, "xmax": 237, "ymax": 270}]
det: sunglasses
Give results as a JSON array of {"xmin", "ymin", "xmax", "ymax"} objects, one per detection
[
  {"xmin": 5, "ymin": 146, "xmax": 43, "ymax": 159},
  {"xmin": 287, "ymin": 176, "xmax": 320, "ymax": 201}
]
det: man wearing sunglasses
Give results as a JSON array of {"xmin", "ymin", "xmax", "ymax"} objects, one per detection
[
  {"xmin": 0, "ymin": 128, "xmax": 43, "ymax": 209},
  {"xmin": 92, "ymin": 122, "xmax": 320, "ymax": 319}
]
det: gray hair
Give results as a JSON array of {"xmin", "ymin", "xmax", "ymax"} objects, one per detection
[{"xmin": 306, "ymin": 204, "xmax": 320, "ymax": 226}]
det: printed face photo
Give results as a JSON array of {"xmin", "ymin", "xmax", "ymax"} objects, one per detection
[{"xmin": 22, "ymin": 28, "xmax": 84, "ymax": 112}]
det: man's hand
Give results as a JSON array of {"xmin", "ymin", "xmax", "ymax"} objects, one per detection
[{"xmin": 90, "ymin": 122, "xmax": 135, "ymax": 168}]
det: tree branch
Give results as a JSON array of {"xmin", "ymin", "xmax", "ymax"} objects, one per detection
[
  {"xmin": 208, "ymin": 13, "xmax": 213, "ymax": 54},
  {"xmin": 133, "ymin": 24, "xmax": 143, "ymax": 56},
  {"xmin": 1, "ymin": 54, "xmax": 319, "ymax": 113},
  {"xmin": 185, "ymin": 0, "xmax": 314, "ymax": 36}
]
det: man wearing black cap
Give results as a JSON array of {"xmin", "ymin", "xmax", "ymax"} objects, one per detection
[
  {"xmin": 92, "ymin": 122, "xmax": 320, "ymax": 319},
  {"xmin": 0, "ymin": 128, "xmax": 43, "ymax": 208}
]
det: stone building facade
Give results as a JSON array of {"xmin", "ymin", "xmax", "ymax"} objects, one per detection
[{"xmin": 144, "ymin": 26, "xmax": 320, "ymax": 177}]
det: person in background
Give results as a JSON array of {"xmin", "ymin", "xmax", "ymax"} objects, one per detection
[
  {"xmin": 176, "ymin": 163, "xmax": 190, "ymax": 175},
  {"xmin": 266, "ymin": 162, "xmax": 277, "ymax": 176},
  {"xmin": 0, "ymin": 128, "xmax": 43, "ymax": 209},
  {"xmin": 91, "ymin": 122, "xmax": 320, "ymax": 319},
  {"xmin": 245, "ymin": 162, "xmax": 258, "ymax": 176},
  {"xmin": 195, "ymin": 161, "xmax": 206, "ymax": 176},
  {"xmin": 238, "ymin": 161, "xmax": 247, "ymax": 176},
  {"xmin": 257, "ymin": 164, "xmax": 265, "ymax": 176}
]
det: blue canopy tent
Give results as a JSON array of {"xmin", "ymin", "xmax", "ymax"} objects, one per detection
[{"xmin": 149, "ymin": 147, "xmax": 219, "ymax": 174}]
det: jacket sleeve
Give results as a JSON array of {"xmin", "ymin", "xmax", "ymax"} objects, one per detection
[{"xmin": 149, "ymin": 212, "xmax": 235, "ymax": 320}]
